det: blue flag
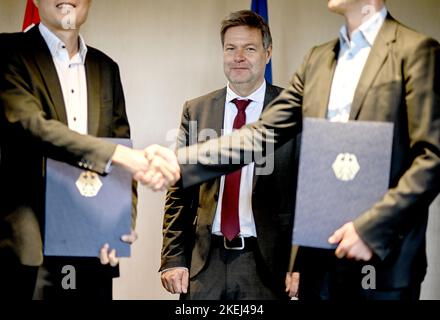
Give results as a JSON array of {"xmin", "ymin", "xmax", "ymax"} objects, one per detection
[{"xmin": 251, "ymin": 0, "xmax": 272, "ymax": 84}]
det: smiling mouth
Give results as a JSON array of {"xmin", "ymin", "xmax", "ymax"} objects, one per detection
[{"xmin": 56, "ymin": 2, "xmax": 76, "ymax": 9}]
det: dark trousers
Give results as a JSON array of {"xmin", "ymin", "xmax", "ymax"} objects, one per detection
[
  {"xmin": 0, "ymin": 250, "xmax": 39, "ymax": 300},
  {"xmin": 37, "ymin": 256, "xmax": 118, "ymax": 300},
  {"xmin": 298, "ymin": 248, "xmax": 421, "ymax": 301},
  {"xmin": 183, "ymin": 236, "xmax": 284, "ymax": 300}
]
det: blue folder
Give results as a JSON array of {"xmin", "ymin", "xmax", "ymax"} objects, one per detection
[
  {"xmin": 292, "ymin": 118, "xmax": 393, "ymax": 249},
  {"xmin": 44, "ymin": 138, "xmax": 132, "ymax": 257}
]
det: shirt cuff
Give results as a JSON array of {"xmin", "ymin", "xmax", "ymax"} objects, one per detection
[
  {"xmin": 161, "ymin": 267, "xmax": 189, "ymax": 274},
  {"xmin": 104, "ymin": 158, "xmax": 113, "ymax": 174}
]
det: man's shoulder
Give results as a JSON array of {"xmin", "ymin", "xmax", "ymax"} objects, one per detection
[
  {"xmin": 297, "ymin": 38, "xmax": 339, "ymax": 67},
  {"xmin": 86, "ymin": 45, "xmax": 118, "ymax": 66},
  {"xmin": 392, "ymin": 18, "xmax": 439, "ymax": 47},
  {"xmin": 310, "ymin": 38, "xmax": 339, "ymax": 57},
  {"xmin": 267, "ymin": 83, "xmax": 284, "ymax": 96},
  {"xmin": 0, "ymin": 31, "xmax": 28, "ymax": 50},
  {"xmin": 0, "ymin": 31, "xmax": 24, "ymax": 41},
  {"xmin": 185, "ymin": 87, "xmax": 226, "ymax": 110},
  {"xmin": 185, "ymin": 84, "xmax": 285, "ymax": 110}
]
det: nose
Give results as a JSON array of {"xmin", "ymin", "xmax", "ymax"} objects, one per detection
[{"xmin": 233, "ymin": 49, "xmax": 245, "ymax": 63}]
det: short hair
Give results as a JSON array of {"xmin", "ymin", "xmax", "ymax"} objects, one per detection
[{"xmin": 220, "ymin": 10, "xmax": 272, "ymax": 50}]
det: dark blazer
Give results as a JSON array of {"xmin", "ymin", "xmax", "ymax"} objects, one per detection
[
  {"xmin": 161, "ymin": 84, "xmax": 297, "ymax": 294},
  {"xmin": 179, "ymin": 15, "xmax": 440, "ymax": 289},
  {"xmin": 0, "ymin": 26, "xmax": 134, "ymax": 267}
]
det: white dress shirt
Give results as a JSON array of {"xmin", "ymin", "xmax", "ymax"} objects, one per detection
[
  {"xmin": 39, "ymin": 23, "xmax": 88, "ymax": 134},
  {"xmin": 212, "ymin": 81, "xmax": 267, "ymax": 238},
  {"xmin": 327, "ymin": 7, "xmax": 388, "ymax": 122}
]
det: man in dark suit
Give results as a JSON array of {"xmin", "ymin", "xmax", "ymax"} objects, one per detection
[
  {"xmin": 0, "ymin": 0, "xmax": 179, "ymax": 300},
  {"xmin": 154, "ymin": 0, "xmax": 439, "ymax": 300},
  {"xmin": 160, "ymin": 10, "xmax": 297, "ymax": 300}
]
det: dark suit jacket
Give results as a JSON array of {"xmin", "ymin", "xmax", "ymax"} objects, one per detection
[
  {"xmin": 161, "ymin": 84, "xmax": 297, "ymax": 294},
  {"xmin": 0, "ymin": 26, "xmax": 135, "ymax": 267},
  {"xmin": 179, "ymin": 15, "xmax": 440, "ymax": 289}
]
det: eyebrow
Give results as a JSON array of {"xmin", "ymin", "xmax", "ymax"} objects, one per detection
[{"xmin": 224, "ymin": 43, "xmax": 259, "ymax": 47}]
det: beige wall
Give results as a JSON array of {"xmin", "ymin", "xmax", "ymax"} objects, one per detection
[{"xmin": 0, "ymin": 0, "xmax": 439, "ymax": 300}]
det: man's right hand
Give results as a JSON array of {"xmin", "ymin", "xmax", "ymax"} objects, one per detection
[
  {"xmin": 111, "ymin": 144, "xmax": 150, "ymax": 175},
  {"xmin": 161, "ymin": 267, "xmax": 189, "ymax": 294},
  {"xmin": 111, "ymin": 144, "xmax": 180, "ymax": 191},
  {"xmin": 139, "ymin": 144, "xmax": 181, "ymax": 191},
  {"xmin": 285, "ymin": 272, "xmax": 300, "ymax": 299}
]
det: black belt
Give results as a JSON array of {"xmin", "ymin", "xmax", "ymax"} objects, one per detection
[{"xmin": 211, "ymin": 235, "xmax": 257, "ymax": 251}]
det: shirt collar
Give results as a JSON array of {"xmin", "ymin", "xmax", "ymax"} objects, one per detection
[
  {"xmin": 339, "ymin": 6, "xmax": 388, "ymax": 48},
  {"xmin": 226, "ymin": 80, "xmax": 266, "ymax": 105},
  {"xmin": 39, "ymin": 23, "xmax": 88, "ymax": 63}
]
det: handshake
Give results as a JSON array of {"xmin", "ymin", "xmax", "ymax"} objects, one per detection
[{"xmin": 112, "ymin": 144, "xmax": 181, "ymax": 191}]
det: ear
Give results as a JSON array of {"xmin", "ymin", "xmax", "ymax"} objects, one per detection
[{"xmin": 266, "ymin": 46, "xmax": 273, "ymax": 64}]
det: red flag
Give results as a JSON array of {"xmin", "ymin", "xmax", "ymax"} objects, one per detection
[{"xmin": 22, "ymin": 0, "xmax": 40, "ymax": 32}]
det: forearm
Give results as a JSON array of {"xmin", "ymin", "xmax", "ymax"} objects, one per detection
[{"xmin": 178, "ymin": 86, "xmax": 302, "ymax": 188}]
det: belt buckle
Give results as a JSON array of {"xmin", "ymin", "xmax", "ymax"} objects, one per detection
[{"xmin": 223, "ymin": 236, "xmax": 245, "ymax": 250}]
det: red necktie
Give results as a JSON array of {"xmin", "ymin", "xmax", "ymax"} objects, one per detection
[{"xmin": 220, "ymin": 99, "xmax": 252, "ymax": 241}]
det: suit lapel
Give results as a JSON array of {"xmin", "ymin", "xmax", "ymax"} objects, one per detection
[
  {"xmin": 319, "ymin": 44, "xmax": 339, "ymax": 118},
  {"xmin": 210, "ymin": 88, "xmax": 227, "ymax": 138},
  {"xmin": 204, "ymin": 89, "xmax": 226, "ymax": 226},
  {"xmin": 262, "ymin": 83, "xmax": 278, "ymax": 112},
  {"xmin": 350, "ymin": 16, "xmax": 397, "ymax": 120},
  {"xmin": 85, "ymin": 51, "xmax": 101, "ymax": 136},
  {"xmin": 29, "ymin": 27, "xmax": 68, "ymax": 124},
  {"xmin": 307, "ymin": 41, "xmax": 339, "ymax": 118},
  {"xmin": 252, "ymin": 84, "xmax": 279, "ymax": 189}
]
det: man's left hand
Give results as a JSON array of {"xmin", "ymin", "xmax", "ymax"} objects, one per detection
[{"xmin": 328, "ymin": 222, "xmax": 373, "ymax": 261}]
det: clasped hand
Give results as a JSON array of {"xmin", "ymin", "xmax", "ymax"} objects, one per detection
[
  {"xmin": 112, "ymin": 144, "xmax": 181, "ymax": 192},
  {"xmin": 137, "ymin": 145, "xmax": 181, "ymax": 191}
]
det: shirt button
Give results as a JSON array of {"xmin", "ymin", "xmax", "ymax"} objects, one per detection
[
  {"xmin": 73, "ymin": 117, "xmax": 77, "ymax": 122},
  {"xmin": 62, "ymin": 45, "xmax": 66, "ymax": 49},
  {"xmin": 71, "ymin": 89, "xmax": 75, "ymax": 93}
]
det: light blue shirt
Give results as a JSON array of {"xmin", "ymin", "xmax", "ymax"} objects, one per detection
[
  {"xmin": 39, "ymin": 23, "xmax": 89, "ymax": 134},
  {"xmin": 39, "ymin": 23, "xmax": 88, "ymax": 63},
  {"xmin": 327, "ymin": 7, "xmax": 388, "ymax": 122},
  {"xmin": 212, "ymin": 81, "xmax": 267, "ymax": 238}
]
